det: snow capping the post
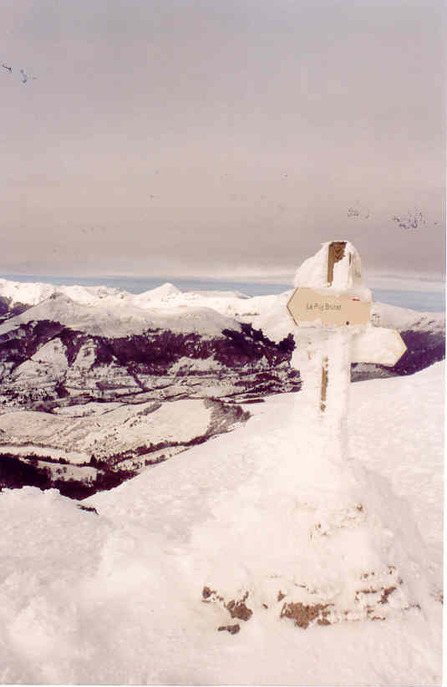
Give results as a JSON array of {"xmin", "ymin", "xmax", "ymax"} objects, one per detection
[{"xmin": 294, "ymin": 241, "xmax": 372, "ymax": 300}]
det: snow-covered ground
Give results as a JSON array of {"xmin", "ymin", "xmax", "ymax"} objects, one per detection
[{"xmin": 0, "ymin": 358, "xmax": 442, "ymax": 685}]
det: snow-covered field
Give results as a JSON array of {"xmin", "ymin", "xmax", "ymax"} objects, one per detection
[
  {"xmin": 0, "ymin": 399, "xmax": 213, "ymax": 459},
  {"xmin": 0, "ymin": 358, "xmax": 442, "ymax": 685}
]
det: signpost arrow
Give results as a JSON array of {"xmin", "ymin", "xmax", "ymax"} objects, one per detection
[
  {"xmin": 350, "ymin": 327, "xmax": 407, "ymax": 366},
  {"xmin": 287, "ymin": 287, "xmax": 371, "ymax": 327}
]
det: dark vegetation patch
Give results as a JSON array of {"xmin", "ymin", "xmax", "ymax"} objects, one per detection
[
  {"xmin": 0, "ymin": 320, "xmax": 67, "ymax": 369},
  {"xmin": 77, "ymin": 504, "xmax": 98, "ymax": 514},
  {"xmin": 0, "ymin": 321, "xmax": 300, "ymax": 408},
  {"xmin": 393, "ymin": 329, "xmax": 445, "ymax": 375},
  {"xmin": 0, "ymin": 452, "xmax": 134, "ymax": 500},
  {"xmin": 98, "ymin": 324, "xmax": 294, "ymax": 375},
  {"xmin": 0, "ymin": 454, "xmax": 52, "ymax": 491},
  {"xmin": 0, "ymin": 297, "xmax": 29, "ymax": 323}
]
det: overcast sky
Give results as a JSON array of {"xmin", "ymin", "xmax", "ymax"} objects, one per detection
[{"xmin": 0, "ymin": 0, "xmax": 445, "ymax": 282}]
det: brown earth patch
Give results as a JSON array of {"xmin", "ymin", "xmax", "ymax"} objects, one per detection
[
  {"xmin": 378, "ymin": 586, "xmax": 397, "ymax": 604},
  {"xmin": 202, "ymin": 586, "xmax": 215, "ymax": 600},
  {"xmin": 218, "ymin": 624, "xmax": 240, "ymax": 635},
  {"xmin": 202, "ymin": 587, "xmax": 253, "ymax": 629},
  {"xmin": 226, "ymin": 592, "xmax": 253, "ymax": 621},
  {"xmin": 280, "ymin": 602, "xmax": 332, "ymax": 629}
]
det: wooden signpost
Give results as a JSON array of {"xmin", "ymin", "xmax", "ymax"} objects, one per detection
[{"xmin": 287, "ymin": 241, "xmax": 406, "ymax": 422}]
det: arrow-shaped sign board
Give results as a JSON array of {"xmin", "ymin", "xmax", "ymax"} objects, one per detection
[
  {"xmin": 287, "ymin": 287, "xmax": 371, "ymax": 327},
  {"xmin": 351, "ymin": 327, "xmax": 407, "ymax": 366}
]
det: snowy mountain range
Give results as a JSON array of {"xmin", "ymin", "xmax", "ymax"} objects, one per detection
[{"xmin": 0, "ymin": 276, "xmax": 444, "ymax": 499}]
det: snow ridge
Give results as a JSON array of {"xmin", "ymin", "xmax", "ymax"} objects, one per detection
[
  {"xmin": 0, "ymin": 291, "xmax": 242, "ymax": 338},
  {"xmin": 0, "ymin": 276, "xmax": 443, "ymax": 343}
]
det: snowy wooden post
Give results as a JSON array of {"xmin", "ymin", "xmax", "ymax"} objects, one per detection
[{"xmin": 286, "ymin": 242, "xmax": 406, "ymax": 449}]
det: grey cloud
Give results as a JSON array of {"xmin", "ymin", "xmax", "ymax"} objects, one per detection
[{"xmin": 0, "ymin": 0, "xmax": 444, "ymax": 279}]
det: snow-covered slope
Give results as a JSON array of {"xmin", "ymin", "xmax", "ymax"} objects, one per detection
[
  {"xmin": 0, "ymin": 360, "xmax": 442, "ymax": 685},
  {"xmin": 0, "ymin": 398, "xmax": 241, "ymax": 462},
  {"xmin": 0, "ymin": 276, "xmax": 136, "ymax": 307},
  {"xmin": 0, "ymin": 398, "xmax": 249, "ymax": 498},
  {"xmin": 0, "ymin": 291, "xmax": 241, "ymax": 338}
]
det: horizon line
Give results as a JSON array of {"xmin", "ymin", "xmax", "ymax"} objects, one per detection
[{"xmin": 0, "ymin": 269, "xmax": 445, "ymax": 292}]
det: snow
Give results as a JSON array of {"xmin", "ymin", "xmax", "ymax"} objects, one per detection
[
  {"xmin": 349, "ymin": 363, "xmax": 444, "ymax": 591},
  {"xmin": 27, "ymin": 459, "xmax": 98, "ymax": 483},
  {"xmin": 0, "ymin": 292, "xmax": 241, "ymax": 338},
  {"xmin": 0, "ymin": 399, "xmax": 215, "ymax": 460},
  {"xmin": 0, "ymin": 277, "xmax": 124, "ymax": 307},
  {"xmin": 169, "ymin": 355, "xmax": 223, "ymax": 374},
  {"xmin": 77, "ymin": 399, "xmax": 212, "ymax": 454},
  {"xmin": 53, "ymin": 401, "xmax": 124, "ymax": 417},
  {"xmin": 133, "ymin": 282, "xmax": 181, "ymax": 304},
  {"xmin": 293, "ymin": 241, "xmax": 372, "ymax": 301},
  {"xmin": 371, "ymin": 300, "xmax": 445, "ymax": 332},
  {"xmin": 25, "ymin": 338, "xmax": 69, "ymax": 382},
  {"xmin": 0, "ymin": 360, "xmax": 442, "ymax": 685},
  {"xmin": 350, "ymin": 327, "xmax": 407, "ymax": 365},
  {"xmin": 0, "ymin": 278, "xmax": 55, "ymax": 305}
]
